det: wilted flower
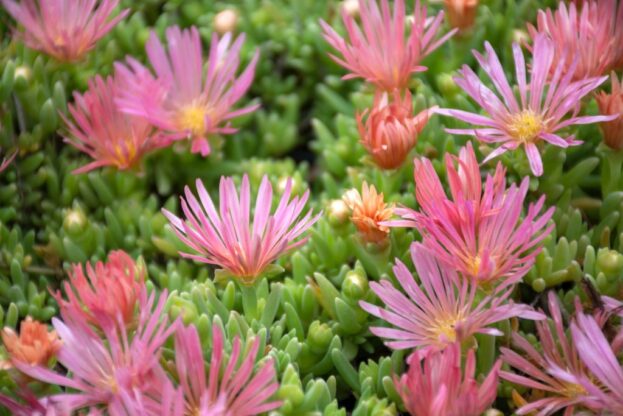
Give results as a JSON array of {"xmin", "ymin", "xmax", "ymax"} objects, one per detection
[
  {"xmin": 63, "ymin": 76, "xmax": 165, "ymax": 174},
  {"xmin": 388, "ymin": 143, "xmax": 553, "ymax": 288},
  {"xmin": 174, "ymin": 324, "xmax": 281, "ymax": 415},
  {"xmin": 396, "ymin": 342, "xmax": 500, "ymax": 416},
  {"xmin": 444, "ymin": 0, "xmax": 479, "ymax": 32},
  {"xmin": 595, "ymin": 72, "xmax": 623, "ymax": 151},
  {"xmin": 320, "ymin": 0, "xmax": 456, "ymax": 91},
  {"xmin": 1, "ymin": 317, "xmax": 60, "ymax": 367},
  {"xmin": 163, "ymin": 175, "xmax": 320, "ymax": 285},
  {"xmin": 357, "ymin": 90, "xmax": 435, "ymax": 170},
  {"xmin": 359, "ymin": 243, "xmax": 543, "ymax": 350},
  {"xmin": 343, "ymin": 182, "xmax": 394, "ymax": 244},
  {"xmin": 438, "ymin": 35, "xmax": 612, "ymax": 176},
  {"xmin": 1, "ymin": 0, "xmax": 128, "ymax": 62},
  {"xmin": 116, "ymin": 26, "xmax": 259, "ymax": 157},
  {"xmin": 52, "ymin": 250, "xmax": 144, "ymax": 330}
]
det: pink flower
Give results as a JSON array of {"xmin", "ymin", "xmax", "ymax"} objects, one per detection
[
  {"xmin": 595, "ymin": 72, "xmax": 623, "ymax": 151},
  {"xmin": 359, "ymin": 243, "xmax": 543, "ymax": 350},
  {"xmin": 63, "ymin": 76, "xmax": 165, "ymax": 174},
  {"xmin": 52, "ymin": 250, "xmax": 144, "ymax": 331},
  {"xmin": 174, "ymin": 324, "xmax": 281, "ymax": 415},
  {"xmin": 388, "ymin": 143, "xmax": 553, "ymax": 288},
  {"xmin": 1, "ymin": 0, "xmax": 128, "ymax": 62},
  {"xmin": 15, "ymin": 290, "xmax": 176, "ymax": 414},
  {"xmin": 163, "ymin": 174, "xmax": 320, "ymax": 285},
  {"xmin": 438, "ymin": 35, "xmax": 613, "ymax": 176},
  {"xmin": 527, "ymin": 0, "xmax": 621, "ymax": 80},
  {"xmin": 115, "ymin": 26, "xmax": 259, "ymax": 157},
  {"xmin": 396, "ymin": 342, "xmax": 500, "ymax": 416},
  {"xmin": 320, "ymin": 0, "xmax": 456, "ymax": 91}
]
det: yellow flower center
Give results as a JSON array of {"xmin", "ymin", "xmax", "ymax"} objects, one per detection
[
  {"xmin": 507, "ymin": 110, "xmax": 544, "ymax": 143},
  {"xmin": 561, "ymin": 381, "xmax": 587, "ymax": 398},
  {"xmin": 467, "ymin": 255, "xmax": 481, "ymax": 276},
  {"xmin": 431, "ymin": 314, "xmax": 461, "ymax": 344},
  {"xmin": 113, "ymin": 141, "xmax": 137, "ymax": 168},
  {"xmin": 177, "ymin": 106, "xmax": 206, "ymax": 136}
]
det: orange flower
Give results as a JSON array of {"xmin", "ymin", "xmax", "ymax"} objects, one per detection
[
  {"xmin": 357, "ymin": 90, "xmax": 435, "ymax": 170},
  {"xmin": 343, "ymin": 182, "xmax": 394, "ymax": 244},
  {"xmin": 1, "ymin": 317, "xmax": 60, "ymax": 367},
  {"xmin": 444, "ymin": 0, "xmax": 478, "ymax": 32},
  {"xmin": 596, "ymin": 73, "xmax": 623, "ymax": 151}
]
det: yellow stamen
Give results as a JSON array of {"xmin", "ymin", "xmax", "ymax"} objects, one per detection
[
  {"xmin": 177, "ymin": 106, "xmax": 206, "ymax": 136},
  {"xmin": 507, "ymin": 110, "xmax": 544, "ymax": 143},
  {"xmin": 431, "ymin": 314, "xmax": 461, "ymax": 343},
  {"xmin": 467, "ymin": 255, "xmax": 481, "ymax": 276}
]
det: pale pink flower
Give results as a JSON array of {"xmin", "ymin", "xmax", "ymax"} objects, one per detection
[
  {"xmin": 163, "ymin": 174, "xmax": 320, "ymax": 285},
  {"xmin": 438, "ymin": 35, "xmax": 613, "ymax": 176},
  {"xmin": 595, "ymin": 72, "xmax": 623, "ymax": 151},
  {"xmin": 63, "ymin": 76, "xmax": 165, "ymax": 174},
  {"xmin": 174, "ymin": 324, "xmax": 281, "ymax": 415},
  {"xmin": 52, "ymin": 250, "xmax": 144, "ymax": 330},
  {"xmin": 1, "ymin": 0, "xmax": 128, "ymax": 62},
  {"xmin": 396, "ymin": 342, "xmax": 500, "ymax": 416},
  {"xmin": 320, "ymin": 0, "xmax": 456, "ymax": 91},
  {"xmin": 359, "ymin": 243, "xmax": 543, "ymax": 350},
  {"xmin": 388, "ymin": 142, "xmax": 553, "ymax": 288},
  {"xmin": 115, "ymin": 26, "xmax": 259, "ymax": 157},
  {"xmin": 0, "ymin": 391, "xmax": 70, "ymax": 416}
]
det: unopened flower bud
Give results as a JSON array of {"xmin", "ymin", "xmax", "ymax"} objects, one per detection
[{"xmin": 214, "ymin": 9, "xmax": 239, "ymax": 35}]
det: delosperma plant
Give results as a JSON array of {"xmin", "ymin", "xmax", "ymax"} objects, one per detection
[{"xmin": 0, "ymin": 0, "xmax": 623, "ymax": 414}]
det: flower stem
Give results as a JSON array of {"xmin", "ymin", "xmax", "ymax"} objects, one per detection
[{"xmin": 240, "ymin": 283, "xmax": 258, "ymax": 320}]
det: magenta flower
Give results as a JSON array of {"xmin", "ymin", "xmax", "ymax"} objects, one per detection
[
  {"xmin": 438, "ymin": 35, "xmax": 613, "ymax": 176},
  {"xmin": 115, "ymin": 26, "xmax": 259, "ymax": 157},
  {"xmin": 174, "ymin": 324, "xmax": 281, "ymax": 415},
  {"xmin": 1, "ymin": 0, "xmax": 128, "ymax": 62},
  {"xmin": 163, "ymin": 174, "xmax": 320, "ymax": 285},
  {"xmin": 320, "ymin": 0, "xmax": 455, "ymax": 91},
  {"xmin": 63, "ymin": 75, "xmax": 166, "ymax": 174},
  {"xmin": 359, "ymin": 243, "xmax": 543, "ymax": 350},
  {"xmin": 396, "ymin": 342, "xmax": 500, "ymax": 416},
  {"xmin": 15, "ymin": 290, "xmax": 176, "ymax": 414},
  {"xmin": 388, "ymin": 143, "xmax": 553, "ymax": 288}
]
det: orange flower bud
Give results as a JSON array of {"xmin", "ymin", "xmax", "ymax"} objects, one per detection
[
  {"xmin": 1, "ymin": 317, "xmax": 61, "ymax": 367},
  {"xmin": 343, "ymin": 182, "xmax": 394, "ymax": 244}
]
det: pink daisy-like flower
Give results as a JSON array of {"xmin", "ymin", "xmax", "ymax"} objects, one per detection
[
  {"xmin": 63, "ymin": 75, "xmax": 166, "ymax": 174},
  {"xmin": 15, "ymin": 289, "xmax": 176, "ymax": 414},
  {"xmin": 52, "ymin": 250, "xmax": 144, "ymax": 331},
  {"xmin": 500, "ymin": 292, "xmax": 601, "ymax": 416},
  {"xmin": 174, "ymin": 324, "xmax": 282, "ymax": 415},
  {"xmin": 1, "ymin": 0, "xmax": 128, "ymax": 62},
  {"xmin": 527, "ymin": 0, "xmax": 621, "ymax": 81},
  {"xmin": 319, "ymin": 0, "xmax": 456, "ymax": 91},
  {"xmin": 163, "ymin": 174, "xmax": 320, "ymax": 285},
  {"xmin": 438, "ymin": 35, "xmax": 613, "ymax": 176},
  {"xmin": 359, "ymin": 243, "xmax": 543, "ymax": 350},
  {"xmin": 115, "ymin": 26, "xmax": 259, "ymax": 157},
  {"xmin": 396, "ymin": 342, "xmax": 500, "ymax": 416},
  {"xmin": 388, "ymin": 142, "xmax": 553, "ymax": 288}
]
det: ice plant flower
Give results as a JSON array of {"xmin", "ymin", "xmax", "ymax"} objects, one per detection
[
  {"xmin": 163, "ymin": 174, "xmax": 320, "ymax": 285},
  {"xmin": 319, "ymin": 0, "xmax": 456, "ymax": 91},
  {"xmin": 63, "ymin": 76, "xmax": 165, "ymax": 174},
  {"xmin": 357, "ymin": 90, "xmax": 435, "ymax": 169},
  {"xmin": 438, "ymin": 35, "xmax": 613, "ymax": 176},
  {"xmin": 359, "ymin": 243, "xmax": 543, "ymax": 350},
  {"xmin": 343, "ymin": 182, "xmax": 394, "ymax": 244},
  {"xmin": 388, "ymin": 142, "xmax": 553, "ymax": 288},
  {"xmin": 1, "ymin": 317, "xmax": 60, "ymax": 367},
  {"xmin": 444, "ymin": 0, "xmax": 479, "ymax": 32},
  {"xmin": 1, "ymin": 0, "xmax": 128, "ymax": 62},
  {"xmin": 500, "ymin": 292, "xmax": 600, "ymax": 416},
  {"xmin": 527, "ymin": 0, "xmax": 621, "ymax": 80},
  {"xmin": 174, "ymin": 324, "xmax": 281, "ymax": 415},
  {"xmin": 115, "ymin": 26, "xmax": 259, "ymax": 156},
  {"xmin": 15, "ymin": 290, "xmax": 176, "ymax": 414},
  {"xmin": 595, "ymin": 73, "xmax": 623, "ymax": 151},
  {"xmin": 396, "ymin": 342, "xmax": 500, "ymax": 416},
  {"xmin": 52, "ymin": 250, "xmax": 144, "ymax": 331}
]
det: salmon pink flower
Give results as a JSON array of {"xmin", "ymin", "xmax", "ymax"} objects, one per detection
[
  {"xmin": 320, "ymin": 0, "xmax": 456, "ymax": 91},
  {"xmin": 596, "ymin": 73, "xmax": 623, "ymax": 151},
  {"xmin": 1, "ymin": 317, "xmax": 61, "ymax": 367},
  {"xmin": 444, "ymin": 0, "xmax": 479, "ymax": 32},
  {"xmin": 63, "ymin": 76, "xmax": 165, "ymax": 174},
  {"xmin": 438, "ymin": 35, "xmax": 613, "ymax": 176},
  {"xmin": 174, "ymin": 324, "xmax": 281, "ymax": 415},
  {"xmin": 388, "ymin": 143, "xmax": 554, "ymax": 288},
  {"xmin": 359, "ymin": 243, "xmax": 543, "ymax": 350},
  {"xmin": 343, "ymin": 182, "xmax": 394, "ymax": 244},
  {"xmin": 1, "ymin": 0, "xmax": 128, "ymax": 62},
  {"xmin": 52, "ymin": 250, "xmax": 144, "ymax": 331},
  {"xmin": 396, "ymin": 342, "xmax": 500, "ymax": 416},
  {"xmin": 357, "ymin": 90, "xmax": 435, "ymax": 170},
  {"xmin": 115, "ymin": 26, "xmax": 259, "ymax": 157},
  {"xmin": 163, "ymin": 175, "xmax": 320, "ymax": 285}
]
